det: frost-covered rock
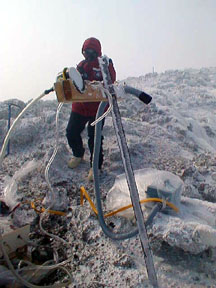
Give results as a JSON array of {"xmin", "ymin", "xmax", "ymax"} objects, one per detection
[
  {"xmin": 151, "ymin": 197, "xmax": 216, "ymax": 254},
  {"xmin": 9, "ymin": 117, "xmax": 43, "ymax": 146},
  {"xmin": 0, "ymin": 119, "xmax": 7, "ymax": 146}
]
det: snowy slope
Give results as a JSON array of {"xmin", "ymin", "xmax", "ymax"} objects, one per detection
[{"xmin": 0, "ymin": 67, "xmax": 216, "ymax": 287}]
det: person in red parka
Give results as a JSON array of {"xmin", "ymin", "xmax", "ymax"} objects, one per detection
[{"xmin": 66, "ymin": 37, "xmax": 116, "ymax": 181}]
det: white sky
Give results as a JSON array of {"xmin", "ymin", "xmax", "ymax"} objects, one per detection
[{"xmin": 0, "ymin": 0, "xmax": 216, "ymax": 102}]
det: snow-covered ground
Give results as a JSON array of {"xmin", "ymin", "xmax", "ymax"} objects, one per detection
[{"xmin": 1, "ymin": 67, "xmax": 216, "ymax": 287}]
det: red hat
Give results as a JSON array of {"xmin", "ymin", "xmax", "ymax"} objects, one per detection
[{"xmin": 82, "ymin": 37, "xmax": 102, "ymax": 56}]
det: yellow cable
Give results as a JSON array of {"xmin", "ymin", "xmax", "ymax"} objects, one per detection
[
  {"xmin": 30, "ymin": 200, "xmax": 66, "ymax": 216},
  {"xmin": 80, "ymin": 186, "xmax": 98, "ymax": 215},
  {"xmin": 80, "ymin": 186, "xmax": 179, "ymax": 218},
  {"xmin": 11, "ymin": 199, "xmax": 66, "ymax": 217}
]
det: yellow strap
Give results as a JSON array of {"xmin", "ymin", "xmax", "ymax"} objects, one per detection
[
  {"xmin": 62, "ymin": 67, "xmax": 68, "ymax": 80},
  {"xmin": 30, "ymin": 200, "xmax": 66, "ymax": 216},
  {"xmin": 80, "ymin": 186, "xmax": 179, "ymax": 218},
  {"xmin": 80, "ymin": 186, "xmax": 98, "ymax": 215}
]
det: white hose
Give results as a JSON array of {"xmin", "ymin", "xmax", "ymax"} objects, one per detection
[
  {"xmin": 0, "ymin": 92, "xmax": 46, "ymax": 164},
  {"xmin": 90, "ymin": 89, "xmax": 113, "ymax": 126},
  {"xmin": 39, "ymin": 102, "xmax": 70, "ymax": 246},
  {"xmin": 20, "ymin": 260, "xmax": 55, "ymax": 282},
  {"xmin": 18, "ymin": 257, "xmax": 73, "ymax": 271},
  {"xmin": 44, "ymin": 103, "xmax": 63, "ymax": 195}
]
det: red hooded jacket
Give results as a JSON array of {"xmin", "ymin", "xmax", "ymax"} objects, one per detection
[{"xmin": 72, "ymin": 38, "xmax": 116, "ymax": 117}]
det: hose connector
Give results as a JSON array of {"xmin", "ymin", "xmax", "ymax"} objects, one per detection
[
  {"xmin": 124, "ymin": 85, "xmax": 152, "ymax": 104},
  {"xmin": 44, "ymin": 87, "xmax": 54, "ymax": 95}
]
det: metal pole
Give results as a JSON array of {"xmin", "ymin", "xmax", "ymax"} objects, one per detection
[
  {"xmin": 111, "ymin": 97, "xmax": 159, "ymax": 287},
  {"xmin": 98, "ymin": 56, "xmax": 159, "ymax": 287},
  {"xmin": 6, "ymin": 103, "xmax": 22, "ymax": 157}
]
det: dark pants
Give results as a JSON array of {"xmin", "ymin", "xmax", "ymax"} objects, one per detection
[{"xmin": 66, "ymin": 112, "xmax": 104, "ymax": 169}]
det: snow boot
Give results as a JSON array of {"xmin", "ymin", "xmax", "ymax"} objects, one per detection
[
  {"xmin": 68, "ymin": 156, "xmax": 82, "ymax": 169},
  {"xmin": 87, "ymin": 168, "xmax": 94, "ymax": 182}
]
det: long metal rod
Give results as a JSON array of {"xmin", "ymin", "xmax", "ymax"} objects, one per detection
[
  {"xmin": 98, "ymin": 56, "xmax": 159, "ymax": 287},
  {"xmin": 6, "ymin": 103, "xmax": 22, "ymax": 157},
  {"xmin": 111, "ymin": 97, "xmax": 158, "ymax": 287}
]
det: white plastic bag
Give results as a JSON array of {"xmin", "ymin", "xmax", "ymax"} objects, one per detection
[
  {"xmin": 106, "ymin": 168, "xmax": 184, "ymax": 218},
  {"xmin": 3, "ymin": 160, "xmax": 38, "ymax": 209}
]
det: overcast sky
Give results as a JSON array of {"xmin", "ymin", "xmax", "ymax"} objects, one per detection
[{"xmin": 0, "ymin": 0, "xmax": 216, "ymax": 102}]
